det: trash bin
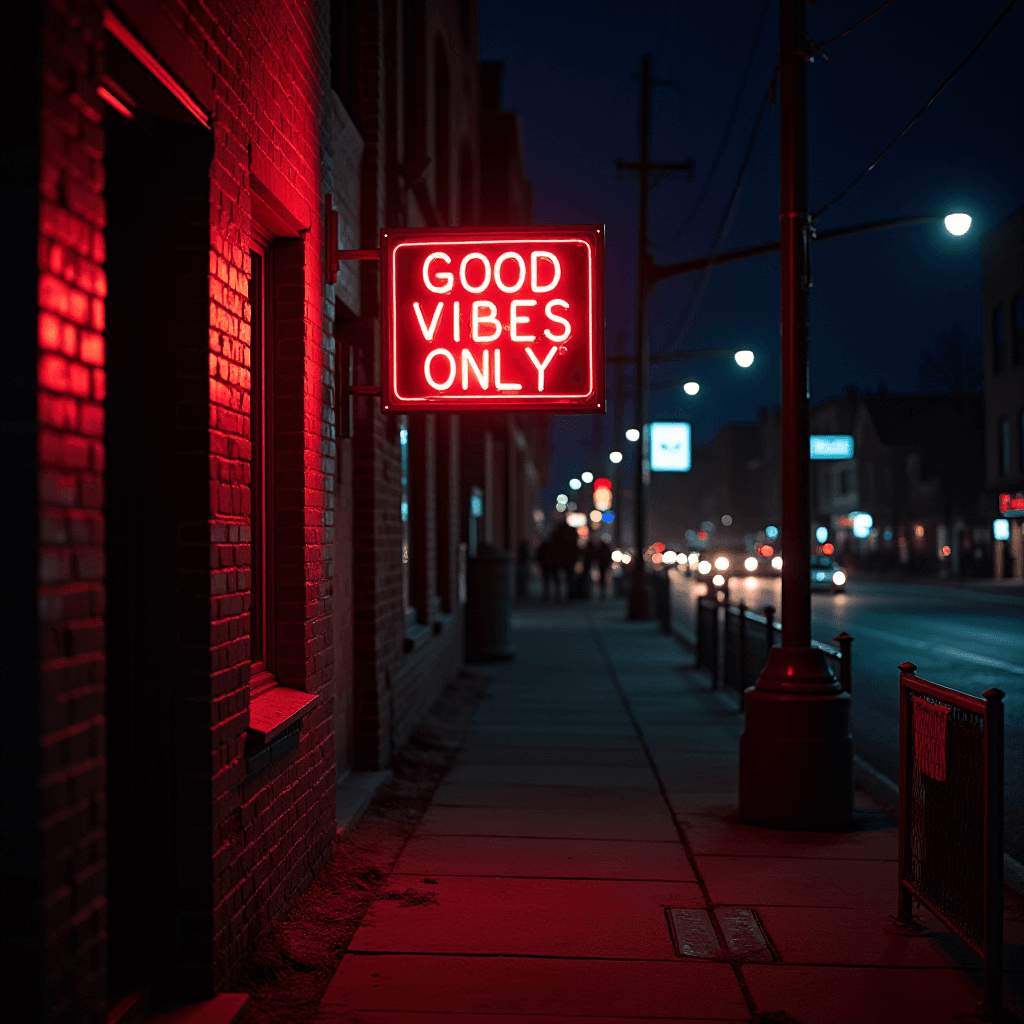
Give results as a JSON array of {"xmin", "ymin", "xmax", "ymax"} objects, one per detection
[{"xmin": 466, "ymin": 543, "xmax": 515, "ymax": 662}]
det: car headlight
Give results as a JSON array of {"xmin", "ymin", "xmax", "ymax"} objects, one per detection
[
  {"xmin": 771, "ymin": 556, "xmax": 783, "ymax": 570},
  {"xmin": 832, "ymin": 570, "xmax": 846, "ymax": 586},
  {"xmin": 714, "ymin": 556, "xmax": 730, "ymax": 571},
  {"xmin": 711, "ymin": 574, "xmax": 725, "ymax": 587},
  {"xmin": 698, "ymin": 560, "xmax": 711, "ymax": 575},
  {"xmin": 744, "ymin": 557, "xmax": 758, "ymax": 572}
]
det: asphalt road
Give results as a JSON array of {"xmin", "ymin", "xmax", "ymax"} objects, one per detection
[{"xmin": 679, "ymin": 573, "xmax": 1024, "ymax": 860}]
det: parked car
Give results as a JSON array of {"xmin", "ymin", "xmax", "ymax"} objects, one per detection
[{"xmin": 810, "ymin": 555, "xmax": 847, "ymax": 593}]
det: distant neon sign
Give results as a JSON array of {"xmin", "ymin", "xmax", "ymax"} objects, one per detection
[
  {"xmin": 382, "ymin": 226, "xmax": 604, "ymax": 411},
  {"xmin": 649, "ymin": 422, "xmax": 691, "ymax": 472},
  {"xmin": 999, "ymin": 492, "xmax": 1024, "ymax": 517},
  {"xmin": 810, "ymin": 435, "xmax": 854, "ymax": 460}
]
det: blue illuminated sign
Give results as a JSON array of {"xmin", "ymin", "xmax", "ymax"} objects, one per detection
[
  {"xmin": 649, "ymin": 422, "xmax": 691, "ymax": 472},
  {"xmin": 810, "ymin": 435, "xmax": 854, "ymax": 460}
]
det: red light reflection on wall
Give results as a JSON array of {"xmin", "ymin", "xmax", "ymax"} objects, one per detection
[{"xmin": 382, "ymin": 226, "xmax": 604, "ymax": 412}]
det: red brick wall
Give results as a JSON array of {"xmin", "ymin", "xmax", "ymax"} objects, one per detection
[
  {"xmin": 26, "ymin": 0, "xmax": 340, "ymax": 1015},
  {"xmin": 33, "ymin": 4, "xmax": 109, "ymax": 1020}
]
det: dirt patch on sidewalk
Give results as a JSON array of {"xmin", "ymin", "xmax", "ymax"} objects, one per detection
[{"xmin": 236, "ymin": 669, "xmax": 489, "ymax": 1024}]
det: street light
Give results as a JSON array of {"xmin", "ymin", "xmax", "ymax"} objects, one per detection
[
  {"xmin": 682, "ymin": 381, "xmax": 700, "ymax": 396},
  {"xmin": 734, "ymin": 349, "xmax": 755, "ymax": 368},
  {"xmin": 625, "ymin": 428, "xmax": 640, "ymax": 442},
  {"xmin": 569, "ymin": 478, "xmax": 582, "ymax": 490},
  {"xmin": 609, "ymin": 451, "xmax": 623, "ymax": 464},
  {"xmin": 944, "ymin": 212, "xmax": 972, "ymax": 236},
  {"xmin": 581, "ymin": 471, "xmax": 594, "ymax": 484}
]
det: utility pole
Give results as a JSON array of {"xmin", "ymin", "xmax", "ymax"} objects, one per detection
[
  {"xmin": 616, "ymin": 56, "xmax": 693, "ymax": 620},
  {"xmin": 738, "ymin": 0, "xmax": 853, "ymax": 829},
  {"xmin": 612, "ymin": 332, "xmax": 625, "ymax": 553}
]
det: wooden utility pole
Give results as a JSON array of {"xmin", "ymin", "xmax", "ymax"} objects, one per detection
[{"xmin": 615, "ymin": 56, "xmax": 693, "ymax": 619}]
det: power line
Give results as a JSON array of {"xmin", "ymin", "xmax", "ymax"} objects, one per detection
[
  {"xmin": 653, "ymin": 0, "xmax": 773, "ymax": 251},
  {"xmin": 662, "ymin": 66, "xmax": 778, "ymax": 355},
  {"xmin": 814, "ymin": 0, "xmax": 1020, "ymax": 220},
  {"xmin": 814, "ymin": 0, "xmax": 892, "ymax": 51}
]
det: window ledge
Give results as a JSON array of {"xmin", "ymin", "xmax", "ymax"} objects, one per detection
[
  {"xmin": 404, "ymin": 622, "xmax": 432, "ymax": 653},
  {"xmin": 248, "ymin": 685, "xmax": 318, "ymax": 745}
]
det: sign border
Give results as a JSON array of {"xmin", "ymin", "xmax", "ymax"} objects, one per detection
[{"xmin": 381, "ymin": 224, "xmax": 605, "ymax": 413}]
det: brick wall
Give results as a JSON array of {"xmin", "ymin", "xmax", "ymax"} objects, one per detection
[
  {"xmin": 21, "ymin": 0, "xmax": 342, "ymax": 1016},
  {"xmin": 31, "ymin": 4, "xmax": 109, "ymax": 1021}
]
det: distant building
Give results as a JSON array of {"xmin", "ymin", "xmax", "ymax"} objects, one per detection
[
  {"xmin": 981, "ymin": 207, "xmax": 1024, "ymax": 579},
  {"xmin": 817, "ymin": 392, "xmax": 988, "ymax": 575}
]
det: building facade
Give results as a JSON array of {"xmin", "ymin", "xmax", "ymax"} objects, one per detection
[
  {"xmin": 6, "ymin": 2, "xmax": 547, "ymax": 1022},
  {"xmin": 981, "ymin": 207, "xmax": 1024, "ymax": 579}
]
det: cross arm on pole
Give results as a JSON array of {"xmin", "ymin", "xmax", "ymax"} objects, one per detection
[
  {"xmin": 616, "ymin": 159, "xmax": 695, "ymax": 174},
  {"xmin": 646, "ymin": 213, "xmax": 941, "ymax": 286}
]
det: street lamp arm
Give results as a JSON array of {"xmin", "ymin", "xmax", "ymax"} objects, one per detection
[
  {"xmin": 607, "ymin": 348, "xmax": 735, "ymax": 366},
  {"xmin": 650, "ymin": 348, "xmax": 733, "ymax": 364},
  {"xmin": 647, "ymin": 213, "xmax": 941, "ymax": 285}
]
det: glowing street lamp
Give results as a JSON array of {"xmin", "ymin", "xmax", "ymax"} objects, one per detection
[
  {"xmin": 682, "ymin": 381, "xmax": 700, "ymax": 396},
  {"xmin": 625, "ymin": 428, "xmax": 640, "ymax": 443},
  {"xmin": 609, "ymin": 450, "xmax": 623, "ymax": 464},
  {"xmin": 581, "ymin": 471, "xmax": 594, "ymax": 484},
  {"xmin": 943, "ymin": 212, "xmax": 972, "ymax": 236},
  {"xmin": 734, "ymin": 349, "xmax": 755, "ymax": 368},
  {"xmin": 569, "ymin": 478, "xmax": 582, "ymax": 490}
]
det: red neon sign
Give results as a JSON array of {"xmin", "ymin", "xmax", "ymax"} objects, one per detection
[
  {"xmin": 999, "ymin": 492, "xmax": 1024, "ymax": 514},
  {"xmin": 382, "ymin": 226, "xmax": 604, "ymax": 412}
]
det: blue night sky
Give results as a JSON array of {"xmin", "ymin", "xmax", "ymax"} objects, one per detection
[{"xmin": 478, "ymin": 0, "xmax": 1024, "ymax": 502}]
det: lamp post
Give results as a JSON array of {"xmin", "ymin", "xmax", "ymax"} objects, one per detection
[{"xmin": 738, "ymin": 0, "xmax": 853, "ymax": 830}]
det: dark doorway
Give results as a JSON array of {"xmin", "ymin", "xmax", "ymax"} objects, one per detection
[{"xmin": 104, "ymin": 107, "xmax": 212, "ymax": 1006}]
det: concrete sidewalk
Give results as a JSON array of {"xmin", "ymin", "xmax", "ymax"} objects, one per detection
[{"xmin": 317, "ymin": 599, "xmax": 1023, "ymax": 1023}]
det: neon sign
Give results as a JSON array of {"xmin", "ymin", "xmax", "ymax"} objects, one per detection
[
  {"xmin": 999, "ymin": 492, "xmax": 1024, "ymax": 517},
  {"xmin": 810, "ymin": 435, "xmax": 854, "ymax": 460},
  {"xmin": 649, "ymin": 422, "xmax": 691, "ymax": 472},
  {"xmin": 382, "ymin": 226, "xmax": 604, "ymax": 412}
]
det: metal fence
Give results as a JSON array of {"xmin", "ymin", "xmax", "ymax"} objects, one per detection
[
  {"xmin": 697, "ymin": 594, "xmax": 852, "ymax": 706},
  {"xmin": 890, "ymin": 663, "xmax": 1005, "ymax": 1015}
]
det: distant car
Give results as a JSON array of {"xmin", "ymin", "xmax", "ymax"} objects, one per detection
[{"xmin": 811, "ymin": 555, "xmax": 847, "ymax": 593}]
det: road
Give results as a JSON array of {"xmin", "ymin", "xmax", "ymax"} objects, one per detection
[{"xmin": 673, "ymin": 572, "xmax": 1024, "ymax": 860}]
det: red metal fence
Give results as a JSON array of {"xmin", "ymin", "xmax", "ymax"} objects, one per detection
[
  {"xmin": 890, "ymin": 663, "xmax": 1005, "ymax": 1016},
  {"xmin": 696, "ymin": 594, "xmax": 851, "ymax": 706}
]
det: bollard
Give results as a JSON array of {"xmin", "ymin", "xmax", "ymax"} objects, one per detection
[{"xmin": 833, "ymin": 631, "xmax": 853, "ymax": 693}]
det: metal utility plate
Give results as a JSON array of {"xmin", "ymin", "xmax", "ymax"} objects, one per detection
[{"xmin": 667, "ymin": 907, "xmax": 774, "ymax": 963}]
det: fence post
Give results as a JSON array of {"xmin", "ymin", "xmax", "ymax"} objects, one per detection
[
  {"xmin": 737, "ymin": 601, "xmax": 747, "ymax": 708},
  {"xmin": 834, "ymin": 631, "xmax": 853, "ymax": 693},
  {"xmin": 763, "ymin": 605, "xmax": 775, "ymax": 653},
  {"xmin": 695, "ymin": 599, "xmax": 703, "ymax": 669},
  {"xmin": 983, "ymin": 687, "xmax": 1005, "ymax": 1017},
  {"xmin": 711, "ymin": 599, "xmax": 719, "ymax": 689},
  {"xmin": 893, "ymin": 663, "xmax": 917, "ymax": 931}
]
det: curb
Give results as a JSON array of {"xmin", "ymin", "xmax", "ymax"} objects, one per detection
[{"xmin": 854, "ymin": 753, "xmax": 1024, "ymax": 899}]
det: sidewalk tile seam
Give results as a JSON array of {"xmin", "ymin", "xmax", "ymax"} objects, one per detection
[
  {"xmin": 342, "ymin": 950, "xmax": 743, "ymax": 964},
  {"xmin": 412, "ymin": 833, "xmax": 681, "ymax": 843},
  {"xmin": 388, "ymin": 873, "xmax": 700, "ymax": 882}
]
